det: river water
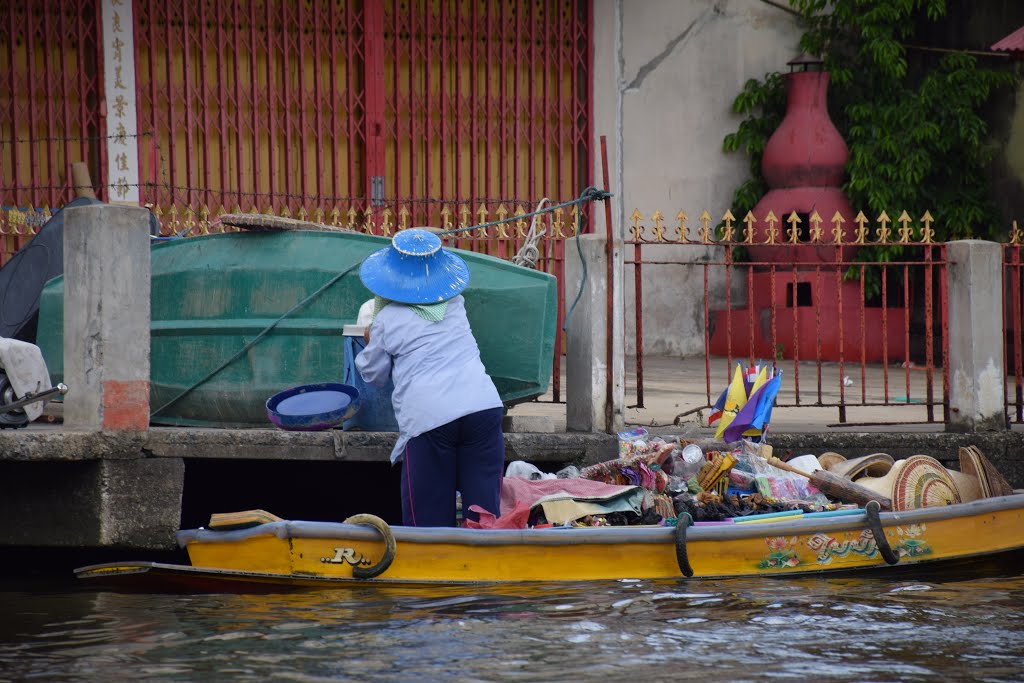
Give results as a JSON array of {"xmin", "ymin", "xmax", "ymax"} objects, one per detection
[{"xmin": 3, "ymin": 570, "xmax": 1023, "ymax": 682}]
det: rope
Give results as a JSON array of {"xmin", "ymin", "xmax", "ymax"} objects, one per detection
[
  {"xmin": 436, "ymin": 185, "xmax": 609, "ymax": 333},
  {"xmin": 438, "ymin": 187, "xmax": 609, "ymax": 237},
  {"xmin": 561, "ymin": 187, "xmax": 604, "ymax": 332},
  {"xmin": 511, "ymin": 198, "xmax": 549, "ymax": 268}
]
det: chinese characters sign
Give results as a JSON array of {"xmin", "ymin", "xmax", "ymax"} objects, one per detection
[{"xmin": 102, "ymin": 0, "xmax": 139, "ymax": 204}]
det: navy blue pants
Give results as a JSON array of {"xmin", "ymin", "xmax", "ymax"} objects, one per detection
[{"xmin": 400, "ymin": 407, "xmax": 504, "ymax": 527}]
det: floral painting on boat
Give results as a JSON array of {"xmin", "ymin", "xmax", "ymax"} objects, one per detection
[{"xmin": 758, "ymin": 536, "xmax": 801, "ymax": 569}]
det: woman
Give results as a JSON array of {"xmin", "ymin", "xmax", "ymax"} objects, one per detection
[{"xmin": 356, "ymin": 228, "xmax": 504, "ymax": 527}]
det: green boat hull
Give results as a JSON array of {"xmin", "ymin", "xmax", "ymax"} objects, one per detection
[{"xmin": 36, "ymin": 230, "xmax": 557, "ymax": 427}]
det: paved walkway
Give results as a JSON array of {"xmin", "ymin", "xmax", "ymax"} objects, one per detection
[{"xmin": 507, "ymin": 355, "xmax": 1023, "ymax": 435}]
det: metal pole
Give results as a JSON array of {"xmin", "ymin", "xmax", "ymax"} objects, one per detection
[
  {"xmin": 600, "ymin": 135, "xmax": 614, "ymax": 433},
  {"xmin": 0, "ymin": 384, "xmax": 68, "ymax": 416}
]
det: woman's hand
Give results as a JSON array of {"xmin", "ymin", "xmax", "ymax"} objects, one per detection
[{"xmin": 363, "ymin": 326, "xmax": 371, "ymax": 344}]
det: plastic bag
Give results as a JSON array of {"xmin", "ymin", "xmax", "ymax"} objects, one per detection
[
  {"xmin": 505, "ymin": 460, "xmax": 556, "ymax": 481},
  {"xmin": 356, "ymin": 299, "xmax": 375, "ymax": 326},
  {"xmin": 617, "ymin": 427, "xmax": 649, "ymax": 458},
  {"xmin": 726, "ymin": 443, "xmax": 831, "ymax": 505},
  {"xmin": 556, "ymin": 465, "xmax": 581, "ymax": 479}
]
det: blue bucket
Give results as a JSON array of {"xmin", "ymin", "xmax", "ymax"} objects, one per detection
[
  {"xmin": 266, "ymin": 383, "xmax": 360, "ymax": 431},
  {"xmin": 343, "ymin": 336, "xmax": 398, "ymax": 432}
]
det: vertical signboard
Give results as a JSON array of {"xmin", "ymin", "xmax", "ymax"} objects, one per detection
[{"xmin": 101, "ymin": 0, "xmax": 140, "ymax": 204}]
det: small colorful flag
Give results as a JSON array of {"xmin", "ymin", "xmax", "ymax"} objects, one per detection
[{"xmin": 713, "ymin": 363, "xmax": 782, "ymax": 443}]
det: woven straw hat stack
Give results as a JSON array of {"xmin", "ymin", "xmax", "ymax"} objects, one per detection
[{"xmin": 813, "ymin": 446, "xmax": 1013, "ymax": 510}]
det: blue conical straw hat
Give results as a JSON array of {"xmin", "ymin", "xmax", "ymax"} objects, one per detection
[{"xmin": 359, "ymin": 228, "xmax": 470, "ymax": 304}]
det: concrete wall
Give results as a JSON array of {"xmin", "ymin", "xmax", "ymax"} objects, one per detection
[
  {"xmin": 564, "ymin": 233, "xmax": 625, "ymax": 433},
  {"xmin": 0, "ymin": 457, "xmax": 184, "ymax": 550},
  {"xmin": 591, "ymin": 0, "xmax": 803, "ymax": 355}
]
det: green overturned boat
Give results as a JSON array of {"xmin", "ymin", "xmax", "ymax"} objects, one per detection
[{"xmin": 35, "ymin": 229, "xmax": 557, "ymax": 427}]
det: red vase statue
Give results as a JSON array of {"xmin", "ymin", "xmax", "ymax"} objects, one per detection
[{"xmin": 748, "ymin": 63, "xmax": 854, "ymax": 264}]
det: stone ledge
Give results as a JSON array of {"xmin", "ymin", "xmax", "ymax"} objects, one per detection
[
  {"xmin": 768, "ymin": 431, "xmax": 1024, "ymax": 486},
  {"xmin": 0, "ymin": 429, "xmax": 147, "ymax": 461},
  {"xmin": 2, "ymin": 427, "xmax": 1021, "ymax": 486},
  {"xmin": 0, "ymin": 427, "xmax": 619, "ymax": 467}
]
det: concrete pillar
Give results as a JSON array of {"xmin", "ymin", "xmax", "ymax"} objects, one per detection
[
  {"xmin": 63, "ymin": 204, "xmax": 151, "ymax": 431},
  {"xmin": 565, "ymin": 233, "xmax": 625, "ymax": 433},
  {"xmin": 946, "ymin": 240, "xmax": 1006, "ymax": 432}
]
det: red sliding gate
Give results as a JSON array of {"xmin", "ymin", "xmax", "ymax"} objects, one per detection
[
  {"xmin": 132, "ymin": 0, "xmax": 592, "ymax": 229},
  {"xmin": 2, "ymin": 0, "xmax": 592, "ymax": 402},
  {"xmin": 3, "ymin": 0, "xmax": 591, "ymax": 254},
  {"xmin": 0, "ymin": 2, "xmax": 105, "ymax": 257}
]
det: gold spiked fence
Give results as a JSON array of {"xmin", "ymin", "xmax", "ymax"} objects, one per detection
[
  {"xmin": 0, "ymin": 198, "xmax": 585, "ymax": 265},
  {"xmin": 0, "ymin": 199, "xmax": 580, "ymax": 234},
  {"xmin": 618, "ymin": 206, "xmax": 1024, "ymax": 428},
  {"xmin": 625, "ymin": 208, "xmax": 1024, "ymax": 246},
  {"xmin": 6, "ymin": 202, "xmax": 1024, "ymax": 249},
  {"xmin": 3, "ymin": 199, "xmax": 1022, "ymax": 422},
  {"xmin": 141, "ymin": 202, "xmax": 582, "ymax": 241}
]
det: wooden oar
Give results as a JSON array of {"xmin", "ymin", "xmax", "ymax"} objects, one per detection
[
  {"xmin": 219, "ymin": 213, "xmax": 353, "ymax": 233},
  {"xmin": 761, "ymin": 455, "xmax": 893, "ymax": 510}
]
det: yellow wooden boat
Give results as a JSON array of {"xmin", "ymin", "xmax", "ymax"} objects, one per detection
[{"xmin": 75, "ymin": 493, "xmax": 1024, "ymax": 590}]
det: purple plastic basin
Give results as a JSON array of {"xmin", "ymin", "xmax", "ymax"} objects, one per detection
[{"xmin": 266, "ymin": 383, "xmax": 360, "ymax": 431}]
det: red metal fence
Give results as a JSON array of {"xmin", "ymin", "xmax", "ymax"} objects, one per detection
[
  {"xmin": 132, "ymin": 0, "xmax": 591, "ymax": 228},
  {"xmin": 623, "ymin": 210, "xmax": 955, "ymax": 427}
]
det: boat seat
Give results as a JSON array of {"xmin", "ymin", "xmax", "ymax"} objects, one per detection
[{"xmin": 208, "ymin": 509, "xmax": 284, "ymax": 531}]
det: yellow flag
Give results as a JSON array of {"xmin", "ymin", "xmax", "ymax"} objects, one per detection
[{"xmin": 714, "ymin": 363, "xmax": 748, "ymax": 440}]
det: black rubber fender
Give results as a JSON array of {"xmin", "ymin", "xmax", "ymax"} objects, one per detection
[
  {"xmin": 865, "ymin": 500, "xmax": 899, "ymax": 565},
  {"xmin": 674, "ymin": 513, "xmax": 695, "ymax": 578},
  {"xmin": 344, "ymin": 514, "xmax": 397, "ymax": 579}
]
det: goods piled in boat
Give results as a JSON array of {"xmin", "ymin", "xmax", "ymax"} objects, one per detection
[{"xmin": 489, "ymin": 432, "xmax": 1014, "ymax": 530}]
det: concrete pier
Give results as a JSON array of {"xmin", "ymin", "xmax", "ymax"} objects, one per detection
[{"xmin": 1, "ymin": 418, "xmax": 1021, "ymax": 551}]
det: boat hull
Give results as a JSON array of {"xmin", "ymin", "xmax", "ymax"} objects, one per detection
[
  {"xmin": 36, "ymin": 230, "xmax": 557, "ymax": 427},
  {"xmin": 73, "ymin": 546, "xmax": 1024, "ymax": 592},
  {"xmin": 76, "ymin": 494, "xmax": 1024, "ymax": 587}
]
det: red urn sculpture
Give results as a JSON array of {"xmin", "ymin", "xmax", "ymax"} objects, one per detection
[
  {"xmin": 709, "ymin": 54, "xmax": 908, "ymax": 363},
  {"xmin": 748, "ymin": 54, "xmax": 854, "ymax": 264}
]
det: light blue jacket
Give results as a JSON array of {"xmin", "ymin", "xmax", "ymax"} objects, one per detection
[{"xmin": 355, "ymin": 295, "xmax": 502, "ymax": 464}]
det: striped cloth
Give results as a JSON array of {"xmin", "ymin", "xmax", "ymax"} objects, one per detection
[{"xmin": 372, "ymin": 295, "xmax": 448, "ymax": 323}]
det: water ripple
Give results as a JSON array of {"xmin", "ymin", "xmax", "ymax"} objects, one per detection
[{"xmin": 1, "ymin": 574, "xmax": 1023, "ymax": 681}]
